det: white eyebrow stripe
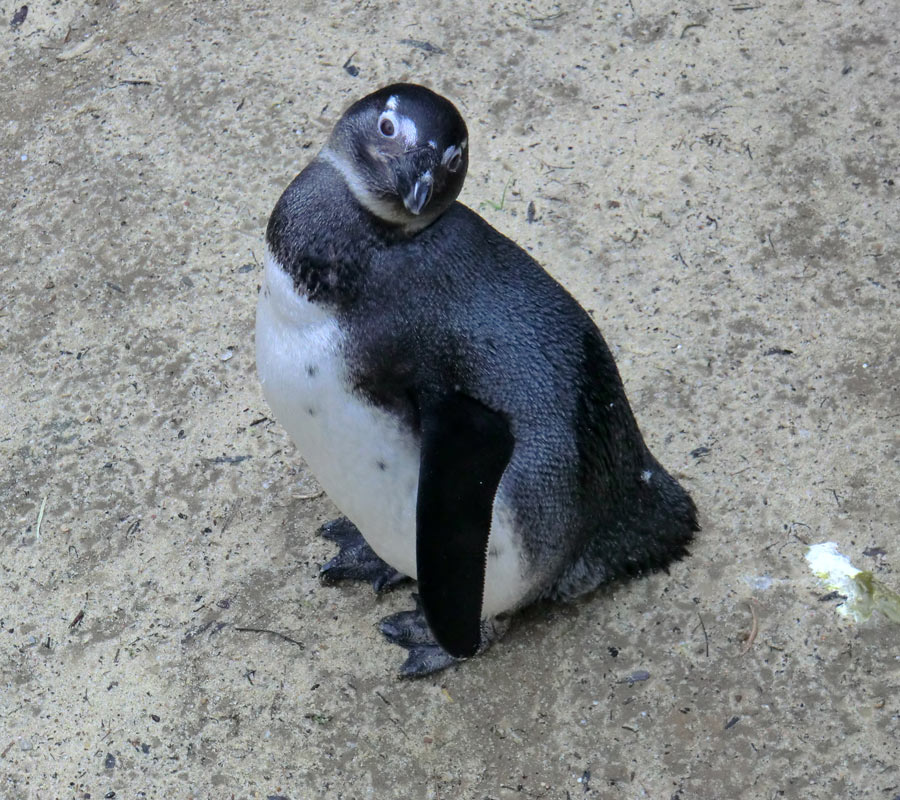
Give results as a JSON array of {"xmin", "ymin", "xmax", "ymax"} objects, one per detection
[
  {"xmin": 397, "ymin": 114, "xmax": 418, "ymax": 146},
  {"xmin": 383, "ymin": 97, "xmax": 418, "ymax": 146}
]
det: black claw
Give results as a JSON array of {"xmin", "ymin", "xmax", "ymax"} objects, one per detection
[{"xmin": 318, "ymin": 517, "xmax": 408, "ymax": 594}]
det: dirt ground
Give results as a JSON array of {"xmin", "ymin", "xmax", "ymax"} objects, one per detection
[{"xmin": 2, "ymin": 1, "xmax": 898, "ymax": 798}]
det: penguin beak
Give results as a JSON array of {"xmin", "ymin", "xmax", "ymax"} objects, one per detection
[
  {"xmin": 395, "ymin": 148, "xmax": 437, "ymax": 217},
  {"xmin": 401, "ymin": 172, "xmax": 434, "ymax": 216}
]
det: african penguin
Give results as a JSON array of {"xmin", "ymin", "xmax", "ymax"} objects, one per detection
[{"xmin": 256, "ymin": 83, "xmax": 699, "ymax": 677}]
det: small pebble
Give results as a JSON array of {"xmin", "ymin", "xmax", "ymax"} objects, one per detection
[
  {"xmin": 620, "ymin": 669, "xmax": 651, "ymax": 685},
  {"xmin": 11, "ymin": 5, "xmax": 28, "ymax": 27}
]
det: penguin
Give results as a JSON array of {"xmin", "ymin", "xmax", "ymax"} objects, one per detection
[{"xmin": 256, "ymin": 83, "xmax": 699, "ymax": 677}]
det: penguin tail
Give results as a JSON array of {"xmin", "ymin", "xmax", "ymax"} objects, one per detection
[{"xmin": 551, "ymin": 461, "xmax": 698, "ymax": 602}]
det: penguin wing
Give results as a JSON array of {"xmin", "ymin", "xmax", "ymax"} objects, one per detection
[{"xmin": 416, "ymin": 392, "xmax": 515, "ymax": 658}]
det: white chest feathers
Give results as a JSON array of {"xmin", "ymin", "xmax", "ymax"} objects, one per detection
[{"xmin": 255, "ymin": 250, "xmax": 531, "ymax": 617}]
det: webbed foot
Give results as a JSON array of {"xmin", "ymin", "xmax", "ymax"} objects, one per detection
[
  {"xmin": 319, "ymin": 517, "xmax": 409, "ymax": 593},
  {"xmin": 379, "ymin": 594, "xmax": 509, "ymax": 678},
  {"xmin": 379, "ymin": 596, "xmax": 458, "ymax": 677}
]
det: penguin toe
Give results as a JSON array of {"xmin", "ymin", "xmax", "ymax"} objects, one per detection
[
  {"xmin": 318, "ymin": 516, "xmax": 362, "ymax": 545},
  {"xmin": 378, "ymin": 606, "xmax": 434, "ymax": 647},
  {"xmin": 379, "ymin": 596, "xmax": 462, "ymax": 678},
  {"xmin": 397, "ymin": 645, "xmax": 459, "ymax": 679},
  {"xmin": 319, "ymin": 554, "xmax": 407, "ymax": 593},
  {"xmin": 371, "ymin": 569, "xmax": 409, "ymax": 594},
  {"xmin": 318, "ymin": 517, "xmax": 409, "ymax": 593}
]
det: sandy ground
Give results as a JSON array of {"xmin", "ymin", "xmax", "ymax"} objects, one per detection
[{"xmin": 2, "ymin": 0, "xmax": 898, "ymax": 798}]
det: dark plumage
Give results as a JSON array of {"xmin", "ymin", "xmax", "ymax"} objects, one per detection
[{"xmin": 257, "ymin": 83, "xmax": 698, "ymax": 676}]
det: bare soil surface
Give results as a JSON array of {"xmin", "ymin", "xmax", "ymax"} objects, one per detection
[{"xmin": 2, "ymin": 1, "xmax": 898, "ymax": 798}]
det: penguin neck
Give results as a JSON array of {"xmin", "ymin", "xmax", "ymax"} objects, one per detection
[
  {"xmin": 319, "ymin": 144, "xmax": 440, "ymax": 237},
  {"xmin": 266, "ymin": 158, "xmax": 393, "ymax": 308}
]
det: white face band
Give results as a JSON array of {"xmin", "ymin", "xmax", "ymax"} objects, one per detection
[
  {"xmin": 380, "ymin": 97, "xmax": 419, "ymax": 148},
  {"xmin": 318, "ymin": 145, "xmax": 435, "ymax": 233}
]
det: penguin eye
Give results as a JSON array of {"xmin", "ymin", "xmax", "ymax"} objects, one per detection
[
  {"xmin": 378, "ymin": 112, "xmax": 397, "ymax": 137},
  {"xmin": 447, "ymin": 150, "xmax": 463, "ymax": 173}
]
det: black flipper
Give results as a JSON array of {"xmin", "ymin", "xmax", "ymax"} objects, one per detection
[{"xmin": 416, "ymin": 393, "xmax": 515, "ymax": 658}]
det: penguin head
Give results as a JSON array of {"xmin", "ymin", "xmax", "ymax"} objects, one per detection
[{"xmin": 322, "ymin": 83, "xmax": 469, "ymax": 233}]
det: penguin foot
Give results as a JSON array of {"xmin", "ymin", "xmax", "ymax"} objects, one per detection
[
  {"xmin": 378, "ymin": 595, "xmax": 510, "ymax": 678},
  {"xmin": 379, "ymin": 597, "xmax": 459, "ymax": 678},
  {"xmin": 319, "ymin": 517, "xmax": 409, "ymax": 593}
]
